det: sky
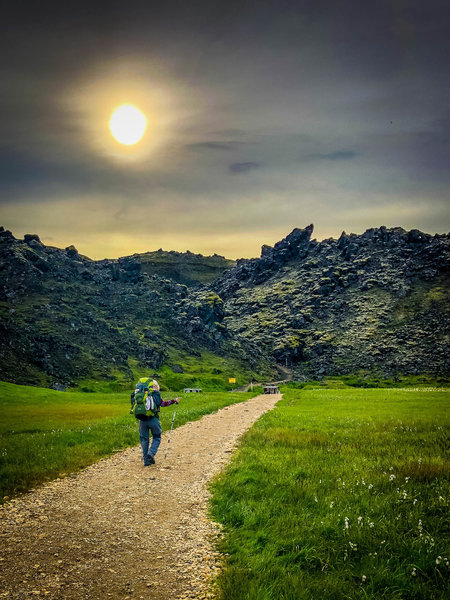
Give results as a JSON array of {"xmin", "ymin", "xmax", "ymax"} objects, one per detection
[{"xmin": 1, "ymin": 0, "xmax": 449, "ymax": 260}]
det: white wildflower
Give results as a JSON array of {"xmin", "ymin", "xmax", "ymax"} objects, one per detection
[
  {"xmin": 344, "ymin": 517, "xmax": 349, "ymax": 530},
  {"xmin": 436, "ymin": 556, "xmax": 442, "ymax": 565},
  {"xmin": 330, "ymin": 501, "xmax": 334, "ymax": 508},
  {"xmin": 390, "ymin": 474, "xmax": 396, "ymax": 481},
  {"xmin": 411, "ymin": 568, "xmax": 417, "ymax": 576},
  {"xmin": 369, "ymin": 522, "xmax": 374, "ymax": 528},
  {"xmin": 368, "ymin": 483, "xmax": 373, "ymax": 489},
  {"xmin": 357, "ymin": 516, "xmax": 363, "ymax": 525},
  {"xmin": 361, "ymin": 575, "xmax": 367, "ymax": 583}
]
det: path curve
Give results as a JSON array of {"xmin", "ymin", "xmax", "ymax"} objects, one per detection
[{"xmin": 0, "ymin": 394, "xmax": 281, "ymax": 600}]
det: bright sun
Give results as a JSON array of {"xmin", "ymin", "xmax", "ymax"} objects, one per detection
[{"xmin": 109, "ymin": 104, "xmax": 147, "ymax": 145}]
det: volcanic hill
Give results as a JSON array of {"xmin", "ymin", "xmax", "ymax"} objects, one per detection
[{"xmin": 0, "ymin": 224, "xmax": 448, "ymax": 388}]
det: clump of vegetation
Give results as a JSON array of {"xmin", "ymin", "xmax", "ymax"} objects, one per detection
[{"xmin": 210, "ymin": 387, "xmax": 450, "ymax": 599}]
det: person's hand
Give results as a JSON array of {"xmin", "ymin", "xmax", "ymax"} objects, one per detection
[{"xmin": 175, "ymin": 397, "xmax": 181, "ymax": 403}]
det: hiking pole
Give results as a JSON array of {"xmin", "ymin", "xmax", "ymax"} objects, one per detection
[{"xmin": 164, "ymin": 402, "xmax": 178, "ymax": 460}]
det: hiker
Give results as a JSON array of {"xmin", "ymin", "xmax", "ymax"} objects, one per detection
[{"xmin": 130, "ymin": 378, "xmax": 180, "ymax": 466}]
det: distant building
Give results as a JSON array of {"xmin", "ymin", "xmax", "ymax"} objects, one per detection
[
  {"xmin": 183, "ymin": 388, "xmax": 202, "ymax": 393},
  {"xmin": 263, "ymin": 385, "xmax": 280, "ymax": 394}
]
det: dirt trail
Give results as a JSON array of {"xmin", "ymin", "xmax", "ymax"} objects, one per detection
[{"xmin": 0, "ymin": 394, "xmax": 280, "ymax": 600}]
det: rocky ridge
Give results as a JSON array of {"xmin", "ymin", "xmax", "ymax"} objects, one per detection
[
  {"xmin": 0, "ymin": 223, "xmax": 449, "ymax": 386},
  {"xmin": 205, "ymin": 224, "xmax": 449, "ymax": 377}
]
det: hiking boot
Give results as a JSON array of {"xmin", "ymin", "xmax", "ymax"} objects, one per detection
[{"xmin": 147, "ymin": 453, "xmax": 156, "ymax": 465}]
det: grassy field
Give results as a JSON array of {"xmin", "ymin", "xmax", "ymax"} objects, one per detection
[
  {"xmin": 73, "ymin": 350, "xmax": 271, "ymax": 393},
  {"xmin": 0, "ymin": 381, "xmax": 259, "ymax": 501},
  {"xmin": 210, "ymin": 387, "xmax": 450, "ymax": 599}
]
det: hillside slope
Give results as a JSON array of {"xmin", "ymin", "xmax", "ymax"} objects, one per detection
[
  {"xmin": 132, "ymin": 249, "xmax": 235, "ymax": 286},
  {"xmin": 0, "ymin": 229, "xmax": 246, "ymax": 387},
  {"xmin": 207, "ymin": 225, "xmax": 450, "ymax": 378},
  {"xmin": 0, "ymin": 224, "xmax": 448, "ymax": 386}
]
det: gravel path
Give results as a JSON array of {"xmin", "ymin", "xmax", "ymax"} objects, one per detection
[{"xmin": 0, "ymin": 394, "xmax": 280, "ymax": 600}]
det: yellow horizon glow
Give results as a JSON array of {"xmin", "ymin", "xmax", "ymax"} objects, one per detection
[{"xmin": 109, "ymin": 104, "xmax": 147, "ymax": 145}]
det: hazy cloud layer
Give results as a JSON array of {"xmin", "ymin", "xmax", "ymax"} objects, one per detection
[
  {"xmin": 1, "ymin": 0, "xmax": 449, "ymax": 259},
  {"xmin": 309, "ymin": 151, "xmax": 358, "ymax": 161},
  {"xmin": 229, "ymin": 162, "xmax": 261, "ymax": 174}
]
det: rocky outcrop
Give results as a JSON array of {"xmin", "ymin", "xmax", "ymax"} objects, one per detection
[
  {"xmin": 208, "ymin": 225, "xmax": 450, "ymax": 378},
  {"xmin": 213, "ymin": 225, "xmax": 314, "ymax": 296}
]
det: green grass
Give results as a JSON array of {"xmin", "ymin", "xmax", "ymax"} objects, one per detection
[
  {"xmin": 209, "ymin": 387, "xmax": 450, "ymax": 599},
  {"xmin": 285, "ymin": 374, "xmax": 450, "ymax": 390},
  {"xmin": 155, "ymin": 349, "xmax": 270, "ymax": 392},
  {"xmin": 73, "ymin": 349, "xmax": 271, "ymax": 393},
  {"xmin": 0, "ymin": 381, "xmax": 258, "ymax": 501}
]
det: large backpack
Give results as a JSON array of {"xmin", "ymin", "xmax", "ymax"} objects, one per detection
[{"xmin": 131, "ymin": 378, "xmax": 161, "ymax": 420}]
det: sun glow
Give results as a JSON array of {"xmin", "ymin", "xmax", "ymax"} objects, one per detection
[
  {"xmin": 109, "ymin": 104, "xmax": 147, "ymax": 145},
  {"xmin": 63, "ymin": 64, "xmax": 188, "ymax": 164}
]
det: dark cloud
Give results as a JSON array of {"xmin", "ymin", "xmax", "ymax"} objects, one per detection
[
  {"xmin": 186, "ymin": 141, "xmax": 246, "ymax": 152},
  {"xmin": 229, "ymin": 162, "xmax": 261, "ymax": 174},
  {"xmin": 210, "ymin": 129, "xmax": 247, "ymax": 137}
]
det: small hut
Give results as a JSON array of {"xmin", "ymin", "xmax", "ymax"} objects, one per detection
[{"xmin": 263, "ymin": 385, "xmax": 280, "ymax": 394}]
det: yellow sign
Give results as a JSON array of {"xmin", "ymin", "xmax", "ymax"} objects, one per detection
[{"xmin": 228, "ymin": 377, "xmax": 236, "ymax": 384}]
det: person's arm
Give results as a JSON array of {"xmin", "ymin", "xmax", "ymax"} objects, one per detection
[
  {"xmin": 160, "ymin": 397, "xmax": 181, "ymax": 407},
  {"xmin": 151, "ymin": 387, "xmax": 181, "ymax": 407},
  {"xmin": 130, "ymin": 391, "xmax": 136, "ymax": 414}
]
